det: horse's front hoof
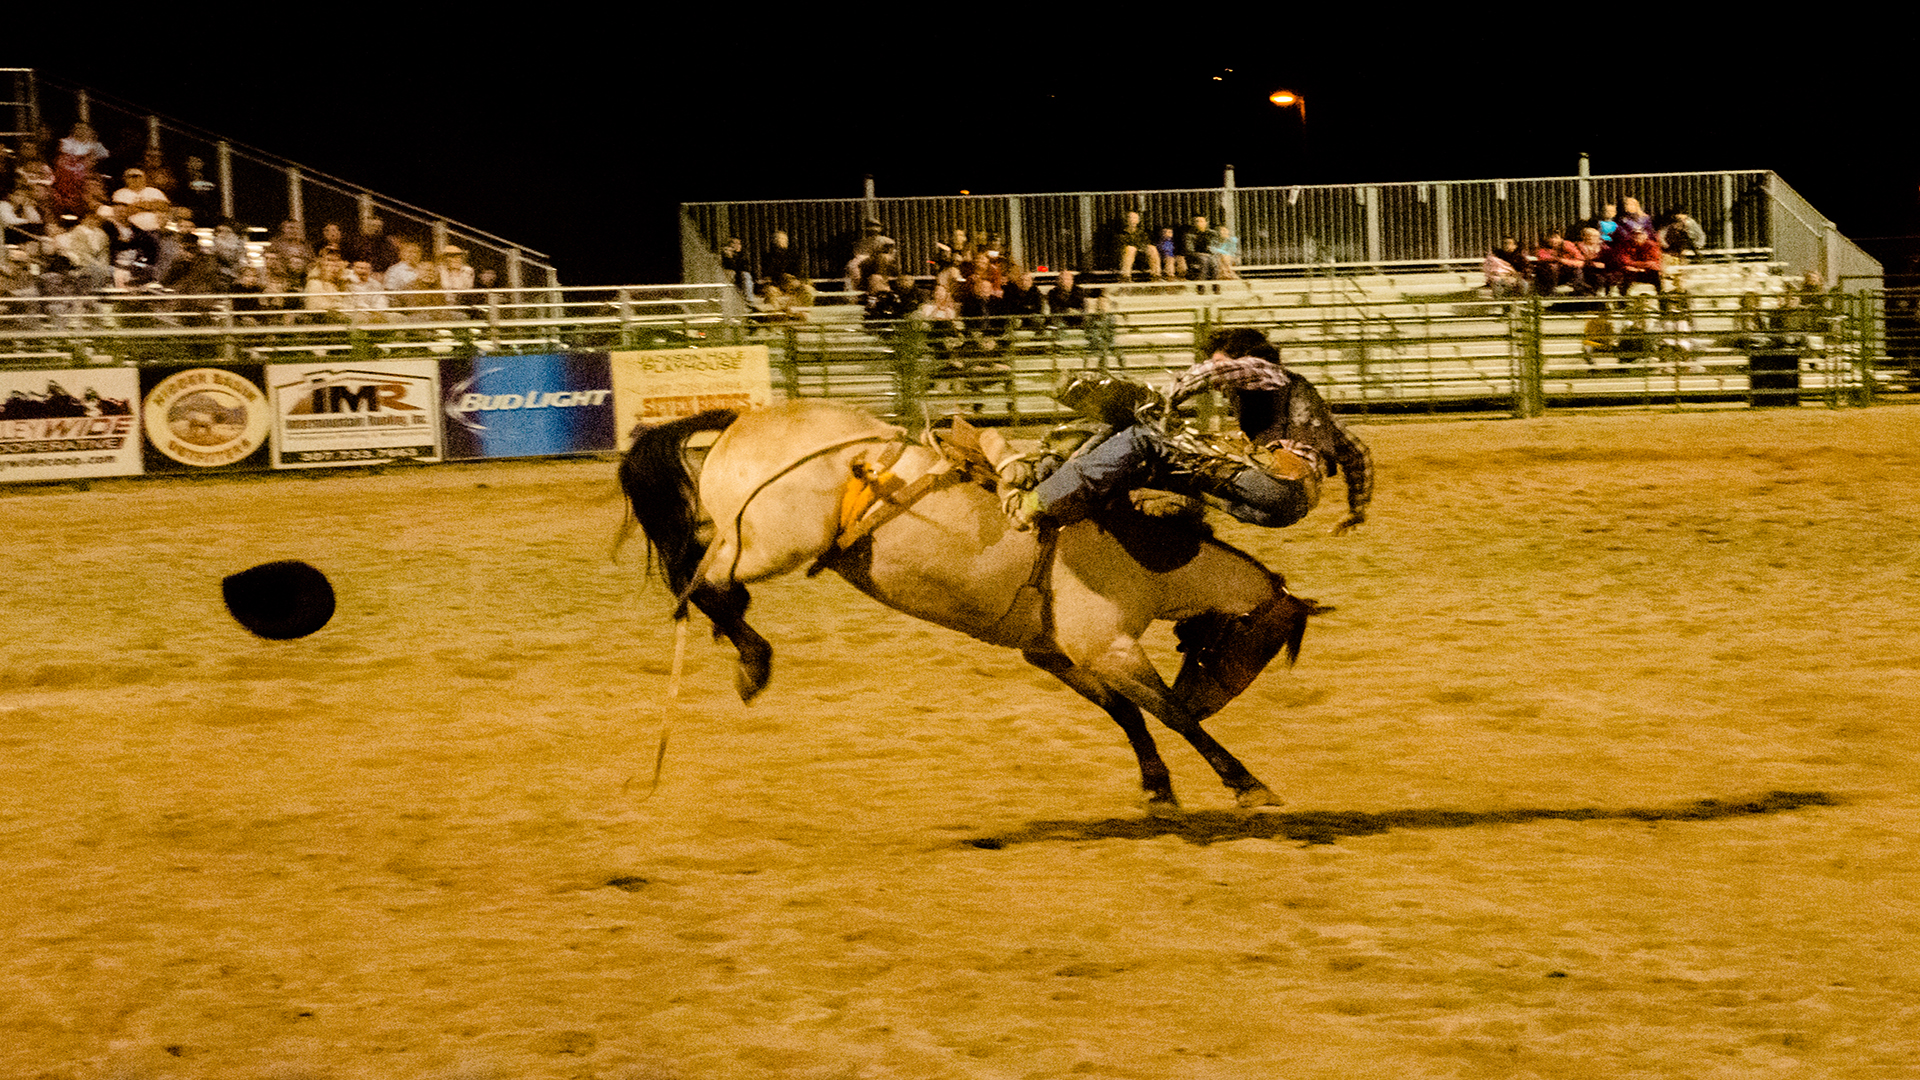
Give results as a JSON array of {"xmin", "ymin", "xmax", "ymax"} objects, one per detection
[
  {"xmin": 1236, "ymin": 786, "xmax": 1284, "ymax": 809},
  {"xmin": 735, "ymin": 654, "xmax": 771, "ymax": 703}
]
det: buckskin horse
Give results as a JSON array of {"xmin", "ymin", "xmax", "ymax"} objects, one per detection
[{"xmin": 619, "ymin": 400, "xmax": 1322, "ymax": 810}]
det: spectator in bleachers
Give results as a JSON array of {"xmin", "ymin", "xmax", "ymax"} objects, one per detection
[
  {"xmin": 61, "ymin": 211, "xmax": 113, "ymax": 294},
  {"xmin": 1483, "ymin": 236, "xmax": 1528, "ymax": 296},
  {"xmin": 1046, "ymin": 268, "xmax": 1091, "ymax": 329},
  {"xmin": 347, "ymin": 215, "xmax": 399, "ymax": 273},
  {"xmin": 932, "ymin": 228, "xmax": 972, "ymax": 274},
  {"xmin": 997, "ymin": 265, "xmax": 1045, "ymax": 335},
  {"xmin": 346, "ymin": 261, "xmax": 390, "ymax": 324},
  {"xmin": 1533, "ymin": 229, "xmax": 1577, "ymax": 294},
  {"xmin": 957, "ymin": 252, "xmax": 1004, "ymax": 347},
  {"xmin": 1179, "ymin": 216, "xmax": 1217, "ymax": 281},
  {"xmin": 892, "ymin": 272, "xmax": 926, "ymax": 315},
  {"xmin": 720, "ymin": 236, "xmax": 753, "ymax": 300},
  {"xmin": 315, "ymin": 221, "xmax": 345, "ymax": 261},
  {"xmin": 1612, "ymin": 227, "xmax": 1664, "ymax": 294},
  {"xmin": 1573, "ymin": 226, "xmax": 1610, "ymax": 294},
  {"xmin": 440, "ymin": 245, "xmax": 478, "ymax": 310},
  {"xmin": 761, "ymin": 229, "xmax": 799, "ymax": 288},
  {"xmin": 111, "ymin": 167, "xmax": 170, "ymax": 264},
  {"xmin": 1155, "ymin": 227, "xmax": 1179, "ymax": 280},
  {"xmin": 383, "ymin": 238, "xmax": 423, "ymax": 294},
  {"xmin": 180, "ymin": 156, "xmax": 219, "ymax": 224},
  {"xmin": 861, "ymin": 272, "xmax": 909, "ymax": 326},
  {"xmin": 304, "ymin": 248, "xmax": 354, "ymax": 320},
  {"xmin": 1113, "ymin": 210, "xmax": 1162, "ymax": 283},
  {"xmin": 264, "ymin": 219, "xmax": 314, "ymax": 298},
  {"xmin": 1, "ymin": 183, "xmax": 45, "ymax": 244},
  {"xmin": 1616, "ymin": 197, "xmax": 1652, "ymax": 240},
  {"xmin": 51, "ymin": 123, "xmax": 109, "ymax": 217},
  {"xmin": 13, "ymin": 141, "xmax": 54, "ymax": 201},
  {"xmin": 138, "ymin": 147, "xmax": 177, "ymax": 199},
  {"xmin": 1209, "ymin": 225, "xmax": 1241, "ymax": 280},
  {"xmin": 760, "ymin": 273, "xmax": 814, "ymax": 322},
  {"xmin": 1658, "ymin": 210, "xmax": 1703, "ymax": 263},
  {"xmin": 1593, "ymin": 201, "xmax": 1619, "ymax": 243},
  {"xmin": 211, "ymin": 221, "xmax": 248, "ymax": 286}
]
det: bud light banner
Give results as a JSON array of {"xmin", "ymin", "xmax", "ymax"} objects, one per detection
[
  {"xmin": 0, "ymin": 368, "xmax": 143, "ymax": 483},
  {"xmin": 269, "ymin": 361, "xmax": 442, "ymax": 469},
  {"xmin": 438, "ymin": 353, "xmax": 616, "ymax": 460}
]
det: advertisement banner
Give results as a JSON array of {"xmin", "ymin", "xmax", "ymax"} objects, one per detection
[
  {"xmin": 0, "ymin": 368, "xmax": 143, "ymax": 483},
  {"xmin": 610, "ymin": 345, "xmax": 773, "ymax": 450},
  {"xmin": 140, "ymin": 364, "xmax": 273, "ymax": 473},
  {"xmin": 439, "ymin": 353, "xmax": 615, "ymax": 460},
  {"xmin": 269, "ymin": 361, "xmax": 442, "ymax": 469}
]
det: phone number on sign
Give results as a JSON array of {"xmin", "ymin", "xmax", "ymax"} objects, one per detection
[{"xmin": 290, "ymin": 447, "xmax": 432, "ymax": 463}]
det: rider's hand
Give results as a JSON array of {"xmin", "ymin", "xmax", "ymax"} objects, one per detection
[{"xmin": 1331, "ymin": 509, "xmax": 1365, "ymax": 536}]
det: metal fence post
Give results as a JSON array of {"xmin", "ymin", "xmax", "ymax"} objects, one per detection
[
  {"xmin": 1008, "ymin": 196, "xmax": 1025, "ymax": 270},
  {"xmin": 216, "ymin": 141, "xmax": 234, "ymax": 222},
  {"xmin": 1434, "ymin": 184, "xmax": 1452, "ymax": 263},
  {"xmin": 1363, "ymin": 186, "xmax": 1382, "ymax": 266},
  {"xmin": 288, "ymin": 167, "xmax": 304, "ymax": 232}
]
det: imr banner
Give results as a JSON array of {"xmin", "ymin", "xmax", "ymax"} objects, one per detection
[
  {"xmin": 611, "ymin": 345, "xmax": 772, "ymax": 450},
  {"xmin": 439, "ymin": 353, "xmax": 616, "ymax": 460},
  {"xmin": 0, "ymin": 368, "xmax": 143, "ymax": 483},
  {"xmin": 140, "ymin": 364, "xmax": 273, "ymax": 473},
  {"xmin": 269, "ymin": 361, "xmax": 442, "ymax": 469}
]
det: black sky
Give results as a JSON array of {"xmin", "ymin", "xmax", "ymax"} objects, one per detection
[{"xmin": 31, "ymin": 22, "xmax": 1920, "ymax": 284}]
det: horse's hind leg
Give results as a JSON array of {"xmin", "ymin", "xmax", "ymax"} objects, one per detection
[
  {"xmin": 688, "ymin": 581, "xmax": 772, "ymax": 703},
  {"xmin": 1084, "ymin": 640, "xmax": 1282, "ymax": 808},
  {"xmin": 1023, "ymin": 650, "xmax": 1178, "ymax": 812}
]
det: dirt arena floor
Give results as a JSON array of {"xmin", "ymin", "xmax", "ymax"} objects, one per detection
[{"xmin": 4, "ymin": 404, "xmax": 1919, "ymax": 1079}]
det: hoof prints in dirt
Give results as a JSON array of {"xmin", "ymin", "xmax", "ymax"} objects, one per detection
[{"xmin": 967, "ymin": 791, "xmax": 1838, "ymax": 848}]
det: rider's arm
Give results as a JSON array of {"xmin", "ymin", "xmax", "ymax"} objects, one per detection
[{"xmin": 1168, "ymin": 355, "xmax": 1290, "ymax": 404}]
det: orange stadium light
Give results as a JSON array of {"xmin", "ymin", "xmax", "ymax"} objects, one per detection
[{"xmin": 1269, "ymin": 89, "xmax": 1306, "ymax": 122}]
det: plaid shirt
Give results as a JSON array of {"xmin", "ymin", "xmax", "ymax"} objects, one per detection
[{"xmin": 1169, "ymin": 356, "xmax": 1372, "ymax": 514}]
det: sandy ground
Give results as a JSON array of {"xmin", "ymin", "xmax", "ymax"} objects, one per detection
[{"xmin": 3, "ymin": 405, "xmax": 1919, "ymax": 1080}]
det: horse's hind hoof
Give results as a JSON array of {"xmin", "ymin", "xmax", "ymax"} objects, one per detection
[
  {"xmin": 1145, "ymin": 793, "xmax": 1182, "ymax": 818},
  {"xmin": 1236, "ymin": 786, "xmax": 1284, "ymax": 809}
]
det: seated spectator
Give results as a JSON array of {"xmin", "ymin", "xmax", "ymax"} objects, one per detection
[
  {"xmin": 347, "ymin": 215, "xmax": 399, "ymax": 272},
  {"xmin": 305, "ymin": 249, "xmax": 355, "ymax": 320},
  {"xmin": 932, "ymin": 228, "xmax": 971, "ymax": 275},
  {"xmin": 1533, "ymin": 230, "xmax": 1585, "ymax": 294},
  {"xmin": 264, "ymin": 219, "xmax": 314, "ymax": 299},
  {"xmin": 1612, "ymin": 228, "xmax": 1664, "ymax": 293},
  {"xmin": 51, "ymin": 123, "xmax": 109, "ymax": 218},
  {"xmin": 760, "ymin": 273, "xmax": 814, "ymax": 322},
  {"xmin": 1046, "ymin": 268, "xmax": 1091, "ymax": 328},
  {"xmin": 861, "ymin": 272, "xmax": 906, "ymax": 324},
  {"xmin": 891, "ymin": 272, "xmax": 926, "ymax": 315},
  {"xmin": 315, "ymin": 221, "xmax": 346, "ymax": 261},
  {"xmin": 996, "ymin": 265, "xmax": 1045, "ymax": 335},
  {"xmin": 1658, "ymin": 211, "xmax": 1704, "ymax": 263},
  {"xmin": 439, "ymin": 245, "xmax": 478, "ymax": 309},
  {"xmin": 138, "ymin": 148, "xmax": 177, "ymax": 199},
  {"xmin": 346, "ymin": 260, "xmax": 390, "ymax": 324},
  {"xmin": 1155, "ymin": 227, "xmax": 1179, "ymax": 280},
  {"xmin": 1615, "ymin": 197, "xmax": 1652, "ymax": 240},
  {"xmin": 1483, "ymin": 237, "xmax": 1528, "ymax": 296},
  {"xmin": 1594, "ymin": 201, "xmax": 1619, "ymax": 243},
  {"xmin": 761, "ymin": 229, "xmax": 800, "ymax": 288},
  {"xmin": 1113, "ymin": 210, "xmax": 1161, "ymax": 282},
  {"xmin": 211, "ymin": 221, "xmax": 248, "ymax": 287},
  {"xmin": 720, "ymin": 236, "xmax": 753, "ymax": 300},
  {"xmin": 957, "ymin": 252, "xmax": 1004, "ymax": 346},
  {"xmin": 13, "ymin": 141, "xmax": 55, "ymax": 202},
  {"xmin": 112, "ymin": 167, "xmax": 170, "ymax": 235},
  {"xmin": 1209, "ymin": 225, "xmax": 1242, "ymax": 280},
  {"xmin": 1, "ymin": 184, "xmax": 45, "ymax": 244},
  {"xmin": 180, "ymin": 156, "xmax": 220, "ymax": 225},
  {"xmin": 1572, "ymin": 226, "xmax": 1610, "ymax": 295},
  {"xmin": 1179, "ymin": 216, "xmax": 1217, "ymax": 280}
]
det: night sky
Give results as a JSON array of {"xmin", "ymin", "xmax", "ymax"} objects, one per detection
[{"xmin": 32, "ymin": 24, "xmax": 1920, "ymax": 285}]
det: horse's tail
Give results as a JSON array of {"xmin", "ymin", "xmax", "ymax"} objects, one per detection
[{"xmin": 618, "ymin": 409, "xmax": 742, "ymax": 597}]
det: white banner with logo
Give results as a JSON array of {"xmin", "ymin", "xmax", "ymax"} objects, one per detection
[
  {"xmin": 0, "ymin": 368, "xmax": 143, "ymax": 482},
  {"xmin": 610, "ymin": 345, "xmax": 773, "ymax": 450},
  {"xmin": 269, "ymin": 361, "xmax": 443, "ymax": 468}
]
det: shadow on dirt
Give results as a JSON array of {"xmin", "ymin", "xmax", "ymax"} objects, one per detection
[{"xmin": 965, "ymin": 791, "xmax": 1838, "ymax": 849}]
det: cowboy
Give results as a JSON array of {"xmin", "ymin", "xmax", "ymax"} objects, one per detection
[{"xmin": 1005, "ymin": 327, "xmax": 1371, "ymax": 533}]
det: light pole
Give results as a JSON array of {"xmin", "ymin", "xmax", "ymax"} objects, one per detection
[{"xmin": 1268, "ymin": 88, "xmax": 1306, "ymax": 123}]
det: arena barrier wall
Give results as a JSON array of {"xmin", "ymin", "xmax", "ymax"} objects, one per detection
[{"xmin": 0, "ymin": 346, "xmax": 776, "ymax": 484}]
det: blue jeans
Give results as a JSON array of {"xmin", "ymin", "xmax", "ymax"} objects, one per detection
[{"xmin": 1032, "ymin": 424, "xmax": 1315, "ymax": 528}]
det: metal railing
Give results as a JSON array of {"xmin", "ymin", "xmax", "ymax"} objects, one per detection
[
  {"xmin": 684, "ymin": 169, "xmax": 1879, "ymax": 292},
  {"xmin": 0, "ymin": 284, "xmax": 735, "ymax": 369},
  {"xmin": 3, "ymin": 277, "xmax": 1892, "ymax": 418},
  {"xmin": 10, "ymin": 71, "xmax": 557, "ymax": 290}
]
